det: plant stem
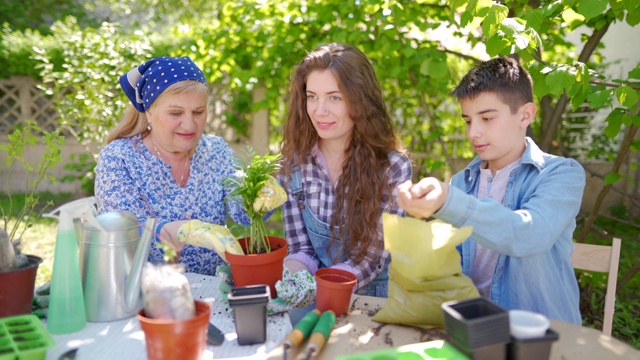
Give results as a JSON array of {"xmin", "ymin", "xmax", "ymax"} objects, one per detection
[{"xmin": 249, "ymin": 217, "xmax": 271, "ymax": 254}]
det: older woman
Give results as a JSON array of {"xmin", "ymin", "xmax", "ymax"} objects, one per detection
[{"xmin": 95, "ymin": 56, "xmax": 249, "ymax": 275}]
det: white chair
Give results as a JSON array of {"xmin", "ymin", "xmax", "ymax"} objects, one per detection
[{"xmin": 570, "ymin": 237, "xmax": 621, "ymax": 336}]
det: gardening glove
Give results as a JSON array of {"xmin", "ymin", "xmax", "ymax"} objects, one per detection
[
  {"xmin": 177, "ymin": 220, "xmax": 243, "ymax": 261},
  {"xmin": 252, "ymin": 176, "xmax": 287, "ymax": 214},
  {"xmin": 32, "ymin": 282, "xmax": 51, "ymax": 318},
  {"xmin": 267, "ymin": 268, "xmax": 317, "ymax": 315},
  {"xmin": 215, "ymin": 263, "xmax": 234, "ymax": 296}
]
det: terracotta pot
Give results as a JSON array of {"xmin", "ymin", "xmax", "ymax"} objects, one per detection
[
  {"xmin": 0, "ymin": 255, "xmax": 43, "ymax": 318},
  {"xmin": 225, "ymin": 236, "xmax": 287, "ymax": 298},
  {"xmin": 137, "ymin": 300, "xmax": 211, "ymax": 360},
  {"xmin": 315, "ymin": 268, "xmax": 357, "ymax": 316}
]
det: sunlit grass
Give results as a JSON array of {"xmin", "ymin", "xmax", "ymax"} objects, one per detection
[
  {"xmin": 16, "ymin": 220, "xmax": 57, "ymax": 287},
  {"xmin": 1, "ymin": 192, "xmax": 77, "ymax": 288}
]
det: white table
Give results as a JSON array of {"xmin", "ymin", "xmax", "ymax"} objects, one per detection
[
  {"xmin": 275, "ymin": 295, "xmax": 640, "ymax": 360},
  {"xmin": 45, "ymin": 273, "xmax": 293, "ymax": 360},
  {"xmin": 45, "ymin": 274, "xmax": 640, "ymax": 360}
]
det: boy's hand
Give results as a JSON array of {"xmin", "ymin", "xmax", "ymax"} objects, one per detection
[{"xmin": 396, "ymin": 178, "xmax": 449, "ymax": 219}]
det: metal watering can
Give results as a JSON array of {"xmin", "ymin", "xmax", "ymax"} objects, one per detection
[
  {"xmin": 45, "ymin": 198, "xmax": 156, "ymax": 322},
  {"xmin": 77, "ymin": 212, "xmax": 156, "ymax": 322}
]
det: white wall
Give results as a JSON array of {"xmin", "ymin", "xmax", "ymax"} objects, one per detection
[{"xmin": 566, "ymin": 21, "xmax": 640, "ymax": 80}]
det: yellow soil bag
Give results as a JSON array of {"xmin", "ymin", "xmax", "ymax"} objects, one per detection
[{"xmin": 372, "ymin": 214, "xmax": 479, "ymax": 329}]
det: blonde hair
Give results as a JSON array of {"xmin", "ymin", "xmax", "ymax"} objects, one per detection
[{"xmin": 106, "ymin": 80, "xmax": 208, "ymax": 144}]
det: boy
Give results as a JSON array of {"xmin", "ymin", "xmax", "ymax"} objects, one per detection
[{"xmin": 396, "ymin": 56, "xmax": 585, "ymax": 324}]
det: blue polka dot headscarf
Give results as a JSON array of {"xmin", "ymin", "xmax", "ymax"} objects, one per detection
[{"xmin": 119, "ymin": 56, "xmax": 206, "ymax": 112}]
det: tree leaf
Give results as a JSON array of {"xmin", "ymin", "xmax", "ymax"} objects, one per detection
[
  {"xmin": 501, "ymin": 17, "xmax": 526, "ymax": 35},
  {"xmin": 577, "ymin": 0, "xmax": 608, "ymax": 22},
  {"xmin": 522, "ymin": 8, "xmax": 544, "ymax": 31},
  {"xmin": 545, "ymin": 66, "xmax": 575, "ymax": 97},
  {"xmin": 485, "ymin": 32, "xmax": 509, "ymax": 56},
  {"xmin": 475, "ymin": 0, "xmax": 493, "ymax": 17},
  {"xmin": 604, "ymin": 172, "xmax": 623, "ymax": 185},
  {"xmin": 483, "ymin": 3, "xmax": 508, "ymax": 37},
  {"xmin": 587, "ymin": 89, "xmax": 613, "ymax": 109},
  {"xmin": 628, "ymin": 64, "xmax": 640, "ymax": 79},
  {"xmin": 615, "ymin": 85, "xmax": 640, "ymax": 108},
  {"xmin": 603, "ymin": 108, "xmax": 626, "ymax": 139},
  {"xmin": 562, "ymin": 8, "xmax": 585, "ymax": 30},
  {"xmin": 626, "ymin": 8, "xmax": 640, "ymax": 26}
]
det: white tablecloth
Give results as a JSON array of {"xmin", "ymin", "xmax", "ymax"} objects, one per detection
[{"xmin": 45, "ymin": 273, "xmax": 293, "ymax": 360}]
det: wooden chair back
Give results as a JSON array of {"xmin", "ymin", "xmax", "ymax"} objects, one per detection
[{"xmin": 570, "ymin": 237, "xmax": 622, "ymax": 336}]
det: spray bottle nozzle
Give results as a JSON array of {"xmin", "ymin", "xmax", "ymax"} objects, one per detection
[{"xmin": 43, "ymin": 196, "xmax": 103, "ymax": 231}]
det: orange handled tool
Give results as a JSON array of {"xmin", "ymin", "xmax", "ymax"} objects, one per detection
[
  {"xmin": 302, "ymin": 310, "xmax": 337, "ymax": 360},
  {"xmin": 282, "ymin": 309, "xmax": 322, "ymax": 360}
]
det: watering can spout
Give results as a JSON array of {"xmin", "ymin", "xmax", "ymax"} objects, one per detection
[{"xmin": 125, "ymin": 217, "xmax": 156, "ymax": 311}]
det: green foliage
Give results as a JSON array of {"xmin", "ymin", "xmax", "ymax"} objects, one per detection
[
  {"xmin": 4, "ymin": 0, "xmax": 636, "ymax": 184},
  {"xmin": 0, "ymin": 121, "xmax": 64, "ymax": 244},
  {"xmin": 223, "ymin": 148, "xmax": 283, "ymax": 254},
  {"xmin": 34, "ymin": 18, "xmax": 153, "ymax": 149},
  {"xmin": 61, "ymin": 153, "xmax": 96, "ymax": 195},
  {"xmin": 0, "ymin": 0, "xmax": 99, "ymax": 35},
  {"xmin": 0, "ymin": 25, "xmax": 61, "ymax": 79}
]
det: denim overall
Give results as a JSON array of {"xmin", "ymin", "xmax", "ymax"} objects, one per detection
[{"xmin": 287, "ymin": 166, "xmax": 390, "ymax": 324}]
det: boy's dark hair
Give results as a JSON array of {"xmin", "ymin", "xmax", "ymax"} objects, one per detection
[{"xmin": 450, "ymin": 56, "xmax": 533, "ymax": 113}]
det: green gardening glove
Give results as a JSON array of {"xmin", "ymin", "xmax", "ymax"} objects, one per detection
[
  {"xmin": 215, "ymin": 263, "xmax": 234, "ymax": 296},
  {"xmin": 267, "ymin": 268, "xmax": 317, "ymax": 315}
]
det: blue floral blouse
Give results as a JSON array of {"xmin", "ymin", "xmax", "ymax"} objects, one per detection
[{"xmin": 95, "ymin": 134, "xmax": 249, "ymax": 275}]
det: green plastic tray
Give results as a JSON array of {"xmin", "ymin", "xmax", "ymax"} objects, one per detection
[
  {"xmin": 0, "ymin": 314, "xmax": 55, "ymax": 360},
  {"xmin": 335, "ymin": 340, "xmax": 470, "ymax": 360}
]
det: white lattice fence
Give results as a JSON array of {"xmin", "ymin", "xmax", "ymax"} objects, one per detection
[{"xmin": 0, "ymin": 76, "xmax": 63, "ymax": 134}]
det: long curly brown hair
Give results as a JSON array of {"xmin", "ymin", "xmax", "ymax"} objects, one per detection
[{"xmin": 280, "ymin": 42, "xmax": 405, "ymax": 264}]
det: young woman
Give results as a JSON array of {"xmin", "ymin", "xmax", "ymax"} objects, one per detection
[{"xmin": 278, "ymin": 43, "xmax": 412, "ymax": 302}]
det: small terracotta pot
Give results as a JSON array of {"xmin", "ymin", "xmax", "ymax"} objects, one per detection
[
  {"xmin": 137, "ymin": 300, "xmax": 211, "ymax": 360},
  {"xmin": 315, "ymin": 268, "xmax": 357, "ymax": 316},
  {"xmin": 225, "ymin": 236, "xmax": 287, "ymax": 298},
  {"xmin": 0, "ymin": 255, "xmax": 42, "ymax": 318}
]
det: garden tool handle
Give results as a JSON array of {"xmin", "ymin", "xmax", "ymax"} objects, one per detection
[
  {"xmin": 303, "ymin": 310, "xmax": 337, "ymax": 360},
  {"xmin": 283, "ymin": 309, "xmax": 322, "ymax": 350}
]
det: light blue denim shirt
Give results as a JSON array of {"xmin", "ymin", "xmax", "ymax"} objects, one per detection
[{"xmin": 434, "ymin": 137, "xmax": 585, "ymax": 325}]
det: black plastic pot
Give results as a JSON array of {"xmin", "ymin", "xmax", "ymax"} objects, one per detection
[
  {"xmin": 228, "ymin": 284, "xmax": 270, "ymax": 345},
  {"xmin": 508, "ymin": 328, "xmax": 559, "ymax": 360},
  {"xmin": 442, "ymin": 297, "xmax": 511, "ymax": 360}
]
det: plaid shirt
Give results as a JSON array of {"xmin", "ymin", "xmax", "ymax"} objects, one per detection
[{"xmin": 278, "ymin": 146, "xmax": 412, "ymax": 289}]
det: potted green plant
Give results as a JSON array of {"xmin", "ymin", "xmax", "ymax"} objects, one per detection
[
  {"xmin": 222, "ymin": 148, "xmax": 288, "ymax": 297},
  {"xmin": 0, "ymin": 120, "xmax": 64, "ymax": 317}
]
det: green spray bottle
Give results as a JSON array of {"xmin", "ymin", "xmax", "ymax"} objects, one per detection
[{"xmin": 45, "ymin": 198, "xmax": 91, "ymax": 334}]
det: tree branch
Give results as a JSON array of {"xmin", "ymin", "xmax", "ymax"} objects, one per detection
[
  {"xmin": 575, "ymin": 123, "xmax": 639, "ymax": 243},
  {"xmin": 408, "ymin": 69, "xmax": 458, "ymax": 174}
]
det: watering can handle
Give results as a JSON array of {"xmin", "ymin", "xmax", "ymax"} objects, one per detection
[{"xmin": 124, "ymin": 217, "xmax": 156, "ymax": 311}]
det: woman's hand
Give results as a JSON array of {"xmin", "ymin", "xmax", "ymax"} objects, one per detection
[{"xmin": 396, "ymin": 177, "xmax": 449, "ymax": 219}]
